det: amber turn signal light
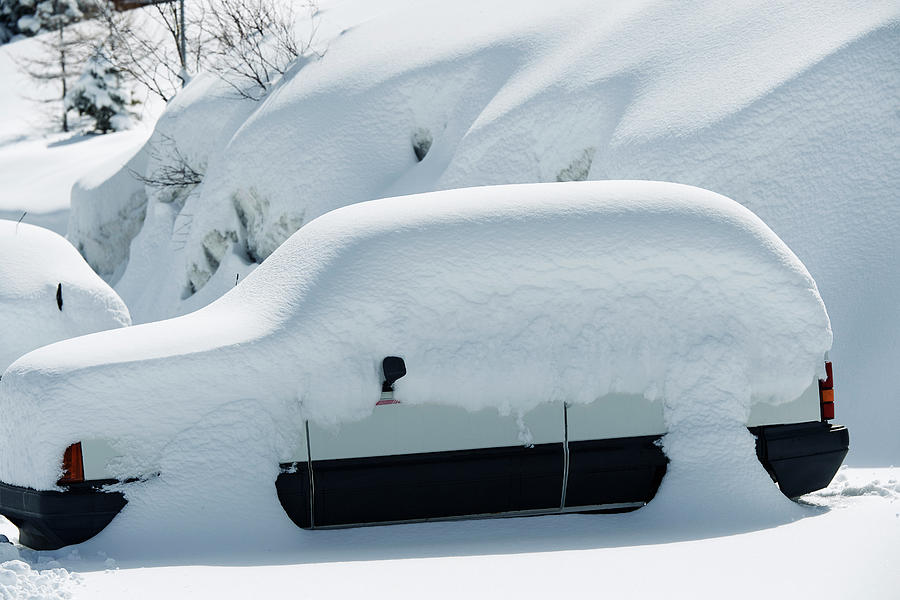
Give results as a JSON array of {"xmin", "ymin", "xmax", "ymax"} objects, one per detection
[
  {"xmin": 819, "ymin": 362, "xmax": 835, "ymax": 421},
  {"xmin": 58, "ymin": 442, "xmax": 84, "ymax": 485}
]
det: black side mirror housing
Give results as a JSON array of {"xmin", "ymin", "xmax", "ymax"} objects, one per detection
[{"xmin": 382, "ymin": 356, "xmax": 407, "ymax": 392}]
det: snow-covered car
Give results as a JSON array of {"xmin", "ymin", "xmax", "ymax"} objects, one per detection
[
  {"xmin": 0, "ymin": 219, "xmax": 131, "ymax": 373},
  {"xmin": 0, "ymin": 181, "xmax": 848, "ymax": 549}
]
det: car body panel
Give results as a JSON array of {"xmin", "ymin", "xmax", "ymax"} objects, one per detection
[
  {"xmin": 747, "ymin": 381, "xmax": 821, "ymax": 426},
  {"xmin": 306, "ymin": 401, "xmax": 563, "ymax": 461},
  {"xmin": 567, "ymin": 394, "xmax": 666, "ymax": 441},
  {"xmin": 80, "ymin": 439, "xmax": 122, "ymax": 481},
  {"xmin": 77, "ymin": 382, "xmax": 822, "ymax": 477}
]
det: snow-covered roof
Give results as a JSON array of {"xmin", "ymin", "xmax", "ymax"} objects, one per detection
[
  {"xmin": 0, "ymin": 219, "xmax": 131, "ymax": 373},
  {"xmin": 0, "ymin": 181, "xmax": 830, "ymax": 491}
]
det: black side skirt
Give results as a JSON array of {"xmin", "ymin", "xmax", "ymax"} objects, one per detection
[
  {"xmin": 566, "ymin": 437, "xmax": 669, "ymax": 509},
  {"xmin": 277, "ymin": 423, "xmax": 849, "ymax": 529},
  {"xmin": 276, "ymin": 435, "xmax": 669, "ymax": 529}
]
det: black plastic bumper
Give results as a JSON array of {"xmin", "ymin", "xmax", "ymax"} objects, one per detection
[
  {"xmin": 752, "ymin": 421, "xmax": 850, "ymax": 498},
  {"xmin": 0, "ymin": 480, "xmax": 126, "ymax": 550}
]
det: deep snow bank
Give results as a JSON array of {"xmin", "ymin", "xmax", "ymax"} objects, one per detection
[
  {"xmin": 0, "ymin": 182, "xmax": 830, "ymax": 547},
  {"xmin": 0, "ymin": 220, "xmax": 131, "ymax": 373}
]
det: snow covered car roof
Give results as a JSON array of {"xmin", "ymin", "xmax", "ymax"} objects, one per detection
[
  {"xmin": 0, "ymin": 220, "xmax": 131, "ymax": 373},
  {"xmin": 0, "ymin": 181, "xmax": 831, "ymax": 492}
]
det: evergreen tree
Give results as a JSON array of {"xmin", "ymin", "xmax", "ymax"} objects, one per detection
[
  {"xmin": 66, "ymin": 48, "xmax": 132, "ymax": 132},
  {"xmin": 0, "ymin": 0, "xmax": 95, "ymax": 42},
  {"xmin": 16, "ymin": 0, "xmax": 92, "ymax": 131},
  {"xmin": 0, "ymin": 0, "xmax": 31, "ymax": 41}
]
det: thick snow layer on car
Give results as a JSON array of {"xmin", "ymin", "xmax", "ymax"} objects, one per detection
[
  {"xmin": 0, "ymin": 220, "xmax": 131, "ymax": 373},
  {"xmin": 0, "ymin": 181, "xmax": 831, "ymax": 548}
]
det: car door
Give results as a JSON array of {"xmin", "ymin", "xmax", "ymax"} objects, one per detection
[
  {"xmin": 563, "ymin": 394, "xmax": 668, "ymax": 510},
  {"xmin": 306, "ymin": 401, "xmax": 565, "ymax": 527}
]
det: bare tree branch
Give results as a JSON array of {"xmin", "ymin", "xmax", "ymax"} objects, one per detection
[
  {"xmin": 130, "ymin": 132, "xmax": 204, "ymax": 201},
  {"xmin": 202, "ymin": 0, "xmax": 320, "ymax": 101},
  {"xmin": 97, "ymin": 0, "xmax": 210, "ymax": 102}
]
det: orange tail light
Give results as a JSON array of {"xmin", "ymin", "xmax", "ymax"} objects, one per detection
[
  {"xmin": 58, "ymin": 442, "xmax": 84, "ymax": 485},
  {"xmin": 819, "ymin": 362, "xmax": 835, "ymax": 421}
]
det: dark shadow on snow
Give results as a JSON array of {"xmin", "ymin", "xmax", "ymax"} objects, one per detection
[
  {"xmin": 47, "ymin": 132, "xmax": 103, "ymax": 148},
  {"xmin": 34, "ymin": 497, "xmax": 832, "ymax": 572}
]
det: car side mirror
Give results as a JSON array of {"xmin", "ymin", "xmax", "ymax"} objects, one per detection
[{"xmin": 382, "ymin": 356, "xmax": 407, "ymax": 393}]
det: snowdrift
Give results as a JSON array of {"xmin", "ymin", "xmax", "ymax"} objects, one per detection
[
  {"xmin": 0, "ymin": 220, "xmax": 131, "ymax": 373},
  {"xmin": 0, "ymin": 182, "xmax": 831, "ymax": 548},
  {"xmin": 69, "ymin": 0, "xmax": 897, "ymax": 461}
]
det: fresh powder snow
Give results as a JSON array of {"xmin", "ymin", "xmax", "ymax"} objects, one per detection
[{"xmin": 0, "ymin": 181, "xmax": 831, "ymax": 553}]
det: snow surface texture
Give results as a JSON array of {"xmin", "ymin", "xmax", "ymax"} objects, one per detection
[
  {"xmin": 0, "ymin": 181, "xmax": 831, "ymax": 552},
  {"xmin": 0, "ymin": 220, "xmax": 131, "ymax": 373},
  {"xmin": 0, "ymin": 560, "xmax": 78, "ymax": 600},
  {"xmin": 812, "ymin": 467, "xmax": 900, "ymax": 501},
  {"xmin": 70, "ymin": 0, "xmax": 898, "ymax": 462}
]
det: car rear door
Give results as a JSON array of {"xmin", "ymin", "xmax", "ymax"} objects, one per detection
[
  {"xmin": 564, "ymin": 394, "xmax": 668, "ymax": 510},
  {"xmin": 306, "ymin": 401, "xmax": 564, "ymax": 527}
]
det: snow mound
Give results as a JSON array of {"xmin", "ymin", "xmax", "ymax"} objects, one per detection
[
  {"xmin": 0, "ymin": 181, "xmax": 830, "ymax": 548},
  {"xmin": 0, "ymin": 560, "xmax": 78, "ymax": 599},
  {"xmin": 68, "ymin": 144, "xmax": 149, "ymax": 283},
  {"xmin": 0, "ymin": 220, "xmax": 131, "ymax": 374},
  {"xmin": 811, "ymin": 469, "xmax": 900, "ymax": 500}
]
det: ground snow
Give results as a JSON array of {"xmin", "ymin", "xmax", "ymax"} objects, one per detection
[
  {"xmin": 811, "ymin": 468, "xmax": 900, "ymax": 501},
  {"xmin": 0, "ymin": 181, "xmax": 830, "ymax": 553},
  {"xmin": 0, "ymin": 220, "xmax": 131, "ymax": 373},
  {"xmin": 0, "ymin": 467, "xmax": 893, "ymax": 600}
]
